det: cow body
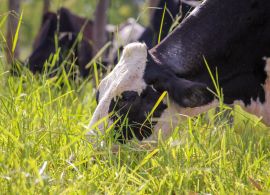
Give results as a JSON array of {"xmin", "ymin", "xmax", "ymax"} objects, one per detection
[{"xmin": 89, "ymin": 0, "xmax": 270, "ymax": 142}]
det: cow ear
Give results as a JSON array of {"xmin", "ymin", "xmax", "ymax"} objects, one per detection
[
  {"xmin": 33, "ymin": 13, "xmax": 56, "ymax": 50},
  {"xmin": 58, "ymin": 8, "xmax": 75, "ymax": 32},
  {"xmin": 58, "ymin": 7, "xmax": 86, "ymax": 33},
  {"xmin": 168, "ymin": 78, "xmax": 214, "ymax": 107}
]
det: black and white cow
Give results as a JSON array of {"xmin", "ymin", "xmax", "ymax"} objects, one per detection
[
  {"xmin": 106, "ymin": 0, "xmax": 199, "ymax": 66},
  {"xmin": 89, "ymin": 0, "xmax": 270, "ymax": 142},
  {"xmin": 28, "ymin": 8, "xmax": 94, "ymax": 77},
  {"xmin": 138, "ymin": 0, "xmax": 199, "ymax": 48}
]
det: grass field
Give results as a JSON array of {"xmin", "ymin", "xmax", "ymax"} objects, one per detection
[
  {"xmin": 1, "ymin": 1, "xmax": 270, "ymax": 194},
  {"xmin": 0, "ymin": 59, "xmax": 270, "ymax": 195}
]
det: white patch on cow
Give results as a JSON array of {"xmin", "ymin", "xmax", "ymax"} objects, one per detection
[
  {"xmin": 88, "ymin": 42, "xmax": 148, "ymax": 134},
  {"xmin": 234, "ymin": 58, "xmax": 270, "ymax": 125},
  {"xmin": 108, "ymin": 18, "xmax": 145, "ymax": 65}
]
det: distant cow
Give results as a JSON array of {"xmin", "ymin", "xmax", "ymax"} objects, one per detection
[
  {"xmin": 138, "ymin": 0, "xmax": 199, "ymax": 48},
  {"xmin": 106, "ymin": 0, "xmax": 199, "ymax": 65},
  {"xmin": 89, "ymin": 0, "xmax": 270, "ymax": 143},
  {"xmin": 28, "ymin": 8, "xmax": 93, "ymax": 77}
]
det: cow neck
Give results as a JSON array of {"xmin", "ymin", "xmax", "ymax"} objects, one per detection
[{"xmin": 144, "ymin": 51, "xmax": 176, "ymax": 85}]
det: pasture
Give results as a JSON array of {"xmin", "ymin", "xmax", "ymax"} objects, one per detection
[{"xmin": 1, "ymin": 0, "xmax": 270, "ymax": 194}]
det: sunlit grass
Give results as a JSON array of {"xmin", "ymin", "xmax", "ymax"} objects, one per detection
[
  {"xmin": 0, "ymin": 45, "xmax": 270, "ymax": 194},
  {"xmin": 0, "ymin": 63, "xmax": 269, "ymax": 194},
  {"xmin": 1, "ymin": 5, "xmax": 270, "ymax": 195}
]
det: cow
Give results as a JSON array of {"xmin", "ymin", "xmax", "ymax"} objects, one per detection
[
  {"xmin": 138, "ymin": 0, "xmax": 199, "ymax": 48},
  {"xmin": 88, "ymin": 0, "xmax": 270, "ymax": 143},
  {"xmin": 28, "ymin": 1, "xmax": 198, "ymax": 77},
  {"xmin": 105, "ymin": 18, "xmax": 145, "ymax": 66},
  {"xmin": 106, "ymin": 0, "xmax": 199, "ymax": 66},
  {"xmin": 27, "ymin": 8, "xmax": 94, "ymax": 77}
]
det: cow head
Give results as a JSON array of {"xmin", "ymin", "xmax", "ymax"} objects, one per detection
[
  {"xmin": 28, "ymin": 8, "xmax": 93, "ymax": 77},
  {"xmin": 88, "ymin": 42, "xmax": 213, "ymax": 142},
  {"xmin": 88, "ymin": 43, "xmax": 157, "ymax": 142}
]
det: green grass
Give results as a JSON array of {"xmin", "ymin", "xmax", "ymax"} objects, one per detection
[
  {"xmin": 1, "ymin": 3, "xmax": 270, "ymax": 194},
  {"xmin": 0, "ymin": 55, "xmax": 270, "ymax": 195},
  {"xmin": 0, "ymin": 65, "xmax": 270, "ymax": 194}
]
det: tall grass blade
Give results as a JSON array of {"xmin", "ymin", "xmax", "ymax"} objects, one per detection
[
  {"xmin": 12, "ymin": 10, "xmax": 23, "ymax": 53},
  {"xmin": 0, "ymin": 14, "xmax": 8, "ymax": 28},
  {"xmin": 133, "ymin": 149, "xmax": 159, "ymax": 172},
  {"xmin": 93, "ymin": 61, "xmax": 99, "ymax": 86},
  {"xmin": 85, "ymin": 42, "xmax": 111, "ymax": 69},
  {"xmin": 142, "ymin": 91, "xmax": 167, "ymax": 129},
  {"xmin": 158, "ymin": 3, "xmax": 167, "ymax": 44}
]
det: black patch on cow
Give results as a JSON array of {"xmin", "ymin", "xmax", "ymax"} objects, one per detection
[
  {"xmin": 144, "ymin": 53, "xmax": 214, "ymax": 108},
  {"xmin": 220, "ymin": 72, "xmax": 266, "ymax": 105},
  {"xmin": 108, "ymin": 86, "xmax": 167, "ymax": 143},
  {"xmin": 148, "ymin": 0, "xmax": 270, "ymax": 107}
]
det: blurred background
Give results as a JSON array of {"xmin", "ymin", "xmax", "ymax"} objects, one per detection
[{"xmin": 0, "ymin": 0, "xmax": 150, "ymax": 60}]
